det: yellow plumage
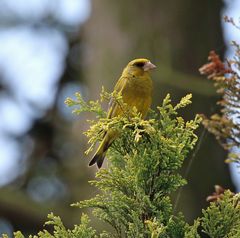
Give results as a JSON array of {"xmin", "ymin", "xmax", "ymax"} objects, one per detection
[{"xmin": 89, "ymin": 58, "xmax": 156, "ymax": 168}]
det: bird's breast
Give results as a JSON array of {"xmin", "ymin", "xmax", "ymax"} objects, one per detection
[{"xmin": 122, "ymin": 76, "xmax": 152, "ymax": 117}]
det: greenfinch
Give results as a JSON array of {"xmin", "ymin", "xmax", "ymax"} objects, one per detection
[{"xmin": 89, "ymin": 58, "xmax": 156, "ymax": 168}]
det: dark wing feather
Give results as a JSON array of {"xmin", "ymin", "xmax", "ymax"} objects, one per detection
[{"xmin": 107, "ymin": 76, "xmax": 128, "ymax": 119}]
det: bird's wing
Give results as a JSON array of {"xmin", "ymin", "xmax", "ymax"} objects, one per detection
[{"xmin": 107, "ymin": 76, "xmax": 128, "ymax": 119}]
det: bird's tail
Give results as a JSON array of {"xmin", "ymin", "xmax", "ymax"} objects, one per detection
[{"xmin": 89, "ymin": 138, "xmax": 109, "ymax": 168}]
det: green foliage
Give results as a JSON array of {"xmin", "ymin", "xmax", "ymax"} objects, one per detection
[
  {"xmin": 3, "ymin": 213, "xmax": 99, "ymax": 238},
  {"xmin": 201, "ymin": 191, "xmax": 240, "ymax": 238},
  {"xmin": 71, "ymin": 92, "xmax": 201, "ymax": 237},
  {"xmin": 65, "ymin": 90, "xmax": 106, "ymax": 118},
  {"xmin": 4, "ymin": 91, "xmax": 240, "ymax": 238},
  {"xmin": 184, "ymin": 220, "xmax": 200, "ymax": 238}
]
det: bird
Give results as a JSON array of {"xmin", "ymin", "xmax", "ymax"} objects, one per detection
[{"xmin": 89, "ymin": 58, "xmax": 156, "ymax": 168}]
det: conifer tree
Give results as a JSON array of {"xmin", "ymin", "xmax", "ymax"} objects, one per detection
[{"xmin": 3, "ymin": 90, "xmax": 240, "ymax": 238}]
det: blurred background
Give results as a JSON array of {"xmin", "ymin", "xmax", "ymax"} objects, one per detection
[{"xmin": 0, "ymin": 0, "xmax": 239, "ymax": 236}]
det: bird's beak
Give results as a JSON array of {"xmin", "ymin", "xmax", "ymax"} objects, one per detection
[{"xmin": 143, "ymin": 61, "xmax": 157, "ymax": 71}]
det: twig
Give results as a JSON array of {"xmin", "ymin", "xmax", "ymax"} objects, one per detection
[{"xmin": 174, "ymin": 127, "xmax": 206, "ymax": 213}]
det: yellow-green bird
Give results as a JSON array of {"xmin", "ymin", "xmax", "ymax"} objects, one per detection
[{"xmin": 89, "ymin": 58, "xmax": 156, "ymax": 168}]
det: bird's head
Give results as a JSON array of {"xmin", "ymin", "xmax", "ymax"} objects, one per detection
[{"xmin": 124, "ymin": 58, "xmax": 156, "ymax": 77}]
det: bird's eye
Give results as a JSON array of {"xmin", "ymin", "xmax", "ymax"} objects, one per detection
[{"xmin": 134, "ymin": 62, "xmax": 145, "ymax": 68}]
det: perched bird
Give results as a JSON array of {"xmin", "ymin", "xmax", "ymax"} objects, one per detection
[{"xmin": 89, "ymin": 58, "xmax": 156, "ymax": 168}]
